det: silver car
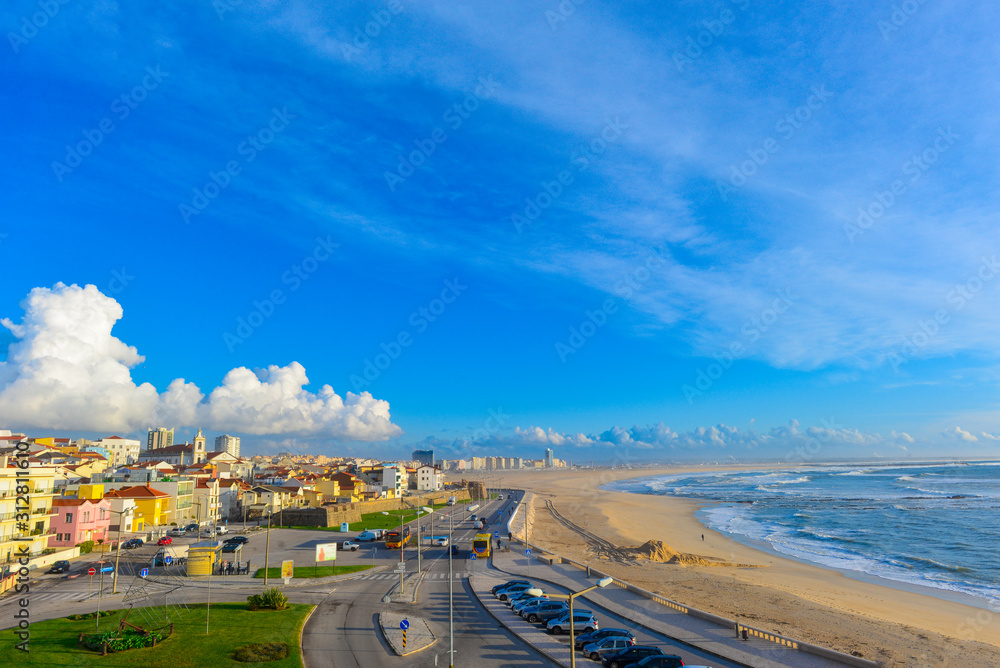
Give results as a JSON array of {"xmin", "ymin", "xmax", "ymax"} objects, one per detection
[{"xmin": 583, "ymin": 636, "xmax": 634, "ymax": 662}]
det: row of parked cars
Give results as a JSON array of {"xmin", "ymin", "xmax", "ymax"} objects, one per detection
[{"xmin": 491, "ymin": 580, "xmax": 701, "ymax": 668}]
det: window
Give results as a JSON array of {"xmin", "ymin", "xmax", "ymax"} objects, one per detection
[
  {"xmin": 65, "ymin": 513, "xmax": 73, "ymax": 523},
  {"xmin": 83, "ymin": 511, "xmax": 90, "ymax": 523}
]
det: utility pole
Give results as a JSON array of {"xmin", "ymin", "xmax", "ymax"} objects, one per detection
[
  {"xmin": 448, "ymin": 510, "xmax": 454, "ymax": 668},
  {"xmin": 263, "ymin": 512, "xmax": 272, "ymax": 585},
  {"xmin": 111, "ymin": 507, "xmax": 132, "ymax": 594}
]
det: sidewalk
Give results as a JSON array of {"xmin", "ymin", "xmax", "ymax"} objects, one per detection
[{"xmin": 491, "ymin": 547, "xmax": 860, "ymax": 668}]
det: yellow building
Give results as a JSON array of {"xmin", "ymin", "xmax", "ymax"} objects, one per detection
[
  {"xmin": 104, "ymin": 486, "xmax": 170, "ymax": 528},
  {"xmin": 0, "ymin": 455, "xmax": 57, "ymax": 567}
]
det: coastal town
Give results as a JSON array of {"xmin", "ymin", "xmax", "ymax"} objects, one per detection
[{"xmin": 0, "ymin": 427, "xmax": 565, "ymax": 579}]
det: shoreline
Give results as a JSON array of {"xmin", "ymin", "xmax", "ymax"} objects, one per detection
[
  {"xmin": 687, "ymin": 501, "xmax": 998, "ymax": 612},
  {"xmin": 489, "ymin": 465, "xmax": 1000, "ymax": 668}
]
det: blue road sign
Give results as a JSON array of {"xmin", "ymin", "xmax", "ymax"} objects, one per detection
[
  {"xmin": 165, "ymin": 555, "xmax": 172, "ymax": 565},
  {"xmin": 471, "ymin": 554, "xmax": 477, "ymax": 560},
  {"xmin": 400, "ymin": 619, "xmax": 409, "ymax": 630},
  {"xmin": 140, "ymin": 567, "xmax": 149, "ymax": 578},
  {"xmin": 526, "ymin": 548, "xmax": 531, "ymax": 555}
]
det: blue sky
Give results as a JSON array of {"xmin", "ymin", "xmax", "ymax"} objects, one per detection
[{"xmin": 2, "ymin": 0, "xmax": 1000, "ymax": 462}]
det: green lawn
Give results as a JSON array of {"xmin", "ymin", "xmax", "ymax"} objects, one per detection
[
  {"xmin": 0, "ymin": 602, "xmax": 312, "ymax": 667},
  {"xmin": 347, "ymin": 503, "xmax": 452, "ymax": 532},
  {"xmin": 252, "ymin": 564, "xmax": 373, "ymax": 579}
]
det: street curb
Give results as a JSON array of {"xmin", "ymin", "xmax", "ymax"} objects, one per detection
[
  {"xmin": 488, "ymin": 555, "xmax": 743, "ymax": 667},
  {"xmin": 298, "ymin": 603, "xmax": 319, "ymax": 667},
  {"xmin": 144, "ymin": 564, "xmax": 392, "ymax": 591},
  {"xmin": 468, "ymin": 572, "xmax": 569, "ymax": 668},
  {"xmin": 378, "ymin": 612, "xmax": 436, "ymax": 656}
]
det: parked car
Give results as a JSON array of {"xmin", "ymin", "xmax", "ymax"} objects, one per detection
[
  {"xmin": 576, "ymin": 628, "xmax": 635, "ymax": 650},
  {"xmin": 46, "ymin": 560, "xmax": 71, "ymax": 574},
  {"xmin": 357, "ymin": 531, "xmax": 378, "ymax": 542},
  {"xmin": 121, "ymin": 538, "xmax": 144, "ymax": 549},
  {"xmin": 521, "ymin": 601, "xmax": 568, "ymax": 623},
  {"xmin": 584, "ymin": 636, "xmax": 636, "ymax": 662},
  {"xmin": 506, "ymin": 590, "xmax": 543, "ymax": 607},
  {"xmin": 215, "ymin": 526, "xmax": 229, "ymax": 535},
  {"xmin": 224, "ymin": 536, "xmax": 249, "ymax": 545},
  {"xmin": 496, "ymin": 584, "xmax": 533, "ymax": 601},
  {"xmin": 157, "ymin": 537, "xmax": 173, "ymax": 546},
  {"xmin": 492, "ymin": 579, "xmax": 530, "ymax": 595},
  {"xmin": 512, "ymin": 595, "xmax": 548, "ymax": 614},
  {"xmin": 221, "ymin": 543, "xmax": 241, "ymax": 553},
  {"xmin": 633, "ymin": 656, "xmax": 686, "ymax": 668},
  {"xmin": 340, "ymin": 541, "xmax": 360, "ymax": 551},
  {"xmin": 601, "ymin": 646, "xmax": 669, "ymax": 668},
  {"xmin": 201, "ymin": 527, "xmax": 217, "ymax": 537},
  {"xmin": 184, "ymin": 523, "xmax": 199, "ymax": 532},
  {"xmin": 169, "ymin": 527, "xmax": 186, "ymax": 537},
  {"xmin": 547, "ymin": 611, "xmax": 599, "ymax": 635}
]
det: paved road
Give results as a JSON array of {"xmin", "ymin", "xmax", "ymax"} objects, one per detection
[{"xmin": 301, "ymin": 494, "xmax": 556, "ymax": 667}]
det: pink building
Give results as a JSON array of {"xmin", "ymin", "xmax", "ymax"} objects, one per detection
[{"xmin": 50, "ymin": 497, "xmax": 111, "ymax": 547}]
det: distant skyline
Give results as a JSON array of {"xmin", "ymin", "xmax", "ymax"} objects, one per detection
[{"xmin": 3, "ymin": 2, "xmax": 1000, "ymax": 462}]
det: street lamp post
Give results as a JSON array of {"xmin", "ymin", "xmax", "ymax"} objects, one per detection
[
  {"xmin": 448, "ymin": 510, "xmax": 454, "ymax": 668},
  {"xmin": 111, "ymin": 507, "xmax": 133, "ymax": 594},
  {"xmin": 263, "ymin": 511, "xmax": 272, "ymax": 585},
  {"xmin": 546, "ymin": 577, "xmax": 613, "ymax": 668}
]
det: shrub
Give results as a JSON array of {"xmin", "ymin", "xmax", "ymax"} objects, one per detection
[
  {"xmin": 76, "ymin": 540, "xmax": 95, "ymax": 554},
  {"xmin": 234, "ymin": 642, "xmax": 288, "ymax": 662},
  {"xmin": 41, "ymin": 548, "xmax": 56, "ymax": 555},
  {"xmin": 68, "ymin": 611, "xmax": 113, "ymax": 620},
  {"xmin": 247, "ymin": 587, "xmax": 287, "ymax": 611},
  {"xmin": 83, "ymin": 629, "xmax": 162, "ymax": 652}
]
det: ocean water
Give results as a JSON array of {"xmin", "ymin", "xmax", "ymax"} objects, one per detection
[{"xmin": 605, "ymin": 462, "xmax": 1000, "ymax": 606}]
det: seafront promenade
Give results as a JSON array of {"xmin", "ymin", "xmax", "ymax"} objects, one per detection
[{"xmin": 495, "ymin": 491, "xmax": 877, "ymax": 668}]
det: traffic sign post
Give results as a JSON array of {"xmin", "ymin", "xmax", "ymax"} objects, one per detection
[{"xmin": 401, "ymin": 618, "xmax": 409, "ymax": 648}]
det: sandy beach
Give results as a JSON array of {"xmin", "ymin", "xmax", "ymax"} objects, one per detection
[{"xmin": 491, "ymin": 466, "xmax": 1000, "ymax": 668}]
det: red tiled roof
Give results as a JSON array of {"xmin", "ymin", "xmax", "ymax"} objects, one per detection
[{"xmin": 105, "ymin": 485, "xmax": 170, "ymax": 498}]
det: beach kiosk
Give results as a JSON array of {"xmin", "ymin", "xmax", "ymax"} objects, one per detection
[{"xmin": 187, "ymin": 540, "xmax": 223, "ymax": 576}]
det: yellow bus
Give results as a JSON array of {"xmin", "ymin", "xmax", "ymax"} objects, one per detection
[{"xmin": 473, "ymin": 533, "xmax": 491, "ymax": 558}]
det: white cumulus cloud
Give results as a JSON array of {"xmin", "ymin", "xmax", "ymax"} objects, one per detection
[{"xmin": 0, "ymin": 283, "xmax": 401, "ymax": 440}]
